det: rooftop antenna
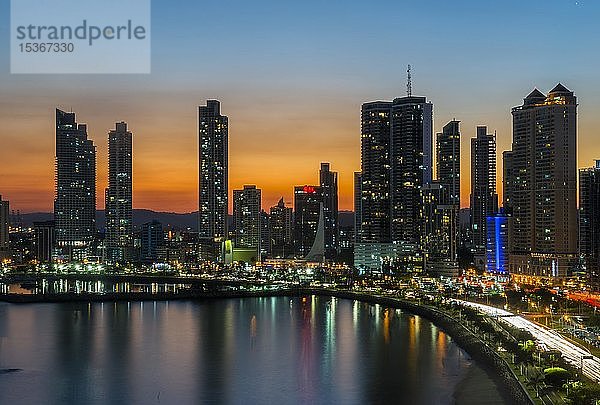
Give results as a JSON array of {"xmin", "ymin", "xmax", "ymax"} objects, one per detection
[{"xmin": 407, "ymin": 64, "xmax": 412, "ymax": 97}]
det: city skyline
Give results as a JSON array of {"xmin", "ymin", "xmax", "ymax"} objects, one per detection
[{"xmin": 1, "ymin": 1, "xmax": 599, "ymax": 213}]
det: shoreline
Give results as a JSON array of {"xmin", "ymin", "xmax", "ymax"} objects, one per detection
[{"xmin": 0, "ymin": 287, "xmax": 533, "ymax": 404}]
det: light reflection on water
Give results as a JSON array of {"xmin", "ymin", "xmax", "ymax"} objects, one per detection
[{"xmin": 0, "ymin": 297, "xmax": 507, "ymax": 404}]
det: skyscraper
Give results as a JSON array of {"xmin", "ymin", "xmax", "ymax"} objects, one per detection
[
  {"xmin": 198, "ymin": 100, "xmax": 228, "ymax": 260},
  {"xmin": 0, "ymin": 195, "xmax": 9, "ymax": 259},
  {"xmin": 294, "ymin": 185, "xmax": 323, "ymax": 259},
  {"xmin": 353, "ymin": 171, "xmax": 362, "ymax": 243},
  {"xmin": 359, "ymin": 96, "xmax": 433, "ymax": 244},
  {"xmin": 421, "ymin": 182, "xmax": 458, "ymax": 276},
  {"xmin": 34, "ymin": 221, "xmax": 55, "ymax": 263},
  {"xmin": 486, "ymin": 211, "xmax": 510, "ymax": 275},
  {"xmin": 141, "ymin": 220, "xmax": 164, "ymax": 263},
  {"xmin": 319, "ymin": 163, "xmax": 338, "ymax": 261},
  {"xmin": 269, "ymin": 198, "xmax": 293, "ymax": 258},
  {"xmin": 579, "ymin": 160, "xmax": 600, "ymax": 289},
  {"xmin": 507, "ymin": 85, "xmax": 578, "ymax": 279},
  {"xmin": 502, "ymin": 151, "xmax": 514, "ymax": 213},
  {"xmin": 359, "ymin": 102, "xmax": 392, "ymax": 243},
  {"xmin": 436, "ymin": 120, "xmax": 461, "ymax": 206},
  {"xmin": 54, "ymin": 109, "xmax": 96, "ymax": 260},
  {"xmin": 390, "ymin": 96, "xmax": 434, "ymax": 243},
  {"xmin": 105, "ymin": 122, "xmax": 133, "ymax": 263},
  {"xmin": 233, "ymin": 185, "xmax": 262, "ymax": 257},
  {"xmin": 470, "ymin": 126, "xmax": 498, "ymax": 259}
]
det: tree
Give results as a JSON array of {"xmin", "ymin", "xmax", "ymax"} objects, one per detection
[
  {"xmin": 543, "ymin": 367, "xmax": 571, "ymax": 387},
  {"xmin": 566, "ymin": 382, "xmax": 600, "ymax": 405}
]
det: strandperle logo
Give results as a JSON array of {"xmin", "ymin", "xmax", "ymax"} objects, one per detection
[
  {"xmin": 15, "ymin": 20, "xmax": 147, "ymax": 46},
  {"xmin": 11, "ymin": 0, "xmax": 151, "ymax": 74}
]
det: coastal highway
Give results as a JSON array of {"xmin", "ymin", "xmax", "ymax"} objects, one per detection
[{"xmin": 457, "ymin": 300, "xmax": 600, "ymax": 383}]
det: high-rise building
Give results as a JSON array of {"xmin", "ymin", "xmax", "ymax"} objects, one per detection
[
  {"xmin": 269, "ymin": 198, "xmax": 293, "ymax": 258},
  {"xmin": 260, "ymin": 210, "xmax": 270, "ymax": 259},
  {"xmin": 580, "ymin": 160, "xmax": 600, "ymax": 290},
  {"xmin": 470, "ymin": 126, "xmax": 498, "ymax": 259},
  {"xmin": 105, "ymin": 122, "xmax": 133, "ymax": 263},
  {"xmin": 436, "ymin": 120, "xmax": 461, "ymax": 206},
  {"xmin": 434, "ymin": 120, "xmax": 461, "ymax": 272},
  {"xmin": 233, "ymin": 185, "xmax": 262, "ymax": 257},
  {"xmin": 507, "ymin": 85, "xmax": 578, "ymax": 279},
  {"xmin": 319, "ymin": 163, "xmax": 338, "ymax": 261},
  {"xmin": 141, "ymin": 220, "xmax": 164, "ymax": 263},
  {"xmin": 0, "ymin": 195, "xmax": 9, "ymax": 259},
  {"xmin": 390, "ymin": 96, "xmax": 434, "ymax": 243},
  {"xmin": 54, "ymin": 109, "xmax": 96, "ymax": 260},
  {"xmin": 486, "ymin": 211, "xmax": 510, "ymax": 275},
  {"xmin": 353, "ymin": 172, "xmax": 362, "ymax": 243},
  {"xmin": 359, "ymin": 97, "xmax": 433, "ymax": 243},
  {"xmin": 421, "ymin": 183, "xmax": 459, "ymax": 277},
  {"xmin": 34, "ymin": 221, "xmax": 55, "ymax": 263},
  {"xmin": 359, "ymin": 102, "xmax": 392, "ymax": 243},
  {"xmin": 294, "ymin": 185, "xmax": 323, "ymax": 259},
  {"xmin": 198, "ymin": 100, "xmax": 228, "ymax": 261},
  {"xmin": 502, "ymin": 151, "xmax": 514, "ymax": 213}
]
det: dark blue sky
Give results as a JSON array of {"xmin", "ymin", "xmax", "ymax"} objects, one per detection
[{"xmin": 0, "ymin": 0, "xmax": 598, "ymax": 212}]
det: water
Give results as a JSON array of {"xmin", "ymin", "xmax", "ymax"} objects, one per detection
[{"xmin": 0, "ymin": 297, "xmax": 508, "ymax": 404}]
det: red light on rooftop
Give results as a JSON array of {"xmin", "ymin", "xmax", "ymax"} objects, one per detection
[{"xmin": 303, "ymin": 185, "xmax": 315, "ymax": 194}]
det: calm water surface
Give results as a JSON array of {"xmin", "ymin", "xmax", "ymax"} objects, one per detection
[{"xmin": 0, "ymin": 297, "xmax": 507, "ymax": 404}]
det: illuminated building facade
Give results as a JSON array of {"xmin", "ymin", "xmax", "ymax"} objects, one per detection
[
  {"xmin": 507, "ymin": 85, "xmax": 578, "ymax": 279},
  {"xmin": 0, "ymin": 195, "xmax": 8, "ymax": 259},
  {"xmin": 357, "ymin": 95, "xmax": 433, "ymax": 272},
  {"xmin": 353, "ymin": 171, "xmax": 361, "ymax": 243},
  {"xmin": 105, "ymin": 121, "xmax": 133, "ymax": 263},
  {"xmin": 34, "ymin": 221, "xmax": 55, "ymax": 263},
  {"xmin": 293, "ymin": 185, "xmax": 323, "ymax": 258},
  {"xmin": 486, "ymin": 211, "xmax": 510, "ymax": 274},
  {"xmin": 436, "ymin": 120, "xmax": 461, "ymax": 206},
  {"xmin": 421, "ymin": 183, "xmax": 459, "ymax": 277},
  {"xmin": 502, "ymin": 150, "xmax": 514, "ymax": 213},
  {"xmin": 54, "ymin": 109, "xmax": 96, "ymax": 261},
  {"xmin": 233, "ymin": 185, "xmax": 262, "ymax": 260},
  {"xmin": 470, "ymin": 126, "xmax": 498, "ymax": 261},
  {"xmin": 141, "ymin": 220, "xmax": 164, "ymax": 263},
  {"xmin": 269, "ymin": 198, "xmax": 293, "ymax": 258},
  {"xmin": 320, "ymin": 163, "xmax": 339, "ymax": 261},
  {"xmin": 198, "ymin": 100, "xmax": 228, "ymax": 261},
  {"xmin": 580, "ymin": 160, "xmax": 600, "ymax": 289}
]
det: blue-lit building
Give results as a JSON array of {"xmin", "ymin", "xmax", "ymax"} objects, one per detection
[{"xmin": 486, "ymin": 211, "xmax": 510, "ymax": 274}]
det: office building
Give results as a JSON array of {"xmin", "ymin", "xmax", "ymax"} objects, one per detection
[
  {"xmin": 141, "ymin": 220, "xmax": 164, "ymax": 263},
  {"xmin": 260, "ymin": 210, "xmax": 270, "ymax": 259},
  {"xmin": 486, "ymin": 211, "xmax": 510, "ymax": 275},
  {"xmin": 502, "ymin": 151, "xmax": 514, "ymax": 213},
  {"xmin": 580, "ymin": 160, "xmax": 600, "ymax": 290},
  {"xmin": 269, "ymin": 198, "xmax": 293, "ymax": 258},
  {"xmin": 436, "ymin": 120, "xmax": 461, "ymax": 205},
  {"xmin": 198, "ymin": 100, "xmax": 228, "ymax": 260},
  {"xmin": 353, "ymin": 172, "xmax": 362, "ymax": 243},
  {"xmin": 319, "ymin": 163, "xmax": 339, "ymax": 261},
  {"xmin": 470, "ymin": 126, "xmax": 498, "ymax": 260},
  {"xmin": 507, "ymin": 85, "xmax": 578, "ymax": 280},
  {"xmin": 54, "ymin": 109, "xmax": 96, "ymax": 260},
  {"xmin": 0, "ymin": 195, "xmax": 8, "ymax": 259},
  {"xmin": 105, "ymin": 121, "xmax": 133, "ymax": 263},
  {"xmin": 34, "ymin": 221, "xmax": 55, "ymax": 263},
  {"xmin": 233, "ymin": 185, "xmax": 262, "ymax": 259},
  {"xmin": 357, "ymin": 95, "xmax": 433, "ymax": 273},
  {"xmin": 421, "ymin": 183, "xmax": 459, "ymax": 277},
  {"xmin": 294, "ymin": 185, "xmax": 323, "ymax": 260}
]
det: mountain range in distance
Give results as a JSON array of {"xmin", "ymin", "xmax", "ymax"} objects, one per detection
[{"xmin": 13, "ymin": 210, "xmax": 355, "ymax": 231}]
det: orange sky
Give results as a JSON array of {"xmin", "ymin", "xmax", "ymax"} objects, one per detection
[{"xmin": 1, "ymin": 84, "xmax": 599, "ymax": 214}]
